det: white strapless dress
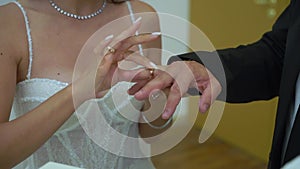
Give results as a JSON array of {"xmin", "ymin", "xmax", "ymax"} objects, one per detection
[{"xmin": 11, "ymin": 78, "xmax": 155, "ymax": 169}]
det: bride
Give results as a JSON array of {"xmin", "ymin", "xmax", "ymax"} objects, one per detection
[{"xmin": 0, "ymin": 0, "xmax": 168, "ymax": 168}]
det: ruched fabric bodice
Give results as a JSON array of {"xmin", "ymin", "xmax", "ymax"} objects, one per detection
[{"xmin": 11, "ymin": 79, "xmax": 154, "ymax": 169}]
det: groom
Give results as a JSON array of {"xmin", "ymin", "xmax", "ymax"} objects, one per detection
[{"xmin": 127, "ymin": 0, "xmax": 300, "ymax": 168}]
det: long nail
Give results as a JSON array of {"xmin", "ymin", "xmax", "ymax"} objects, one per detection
[
  {"xmin": 162, "ymin": 111, "xmax": 170, "ymax": 120},
  {"xmin": 199, "ymin": 103, "xmax": 209, "ymax": 113},
  {"xmin": 134, "ymin": 17, "xmax": 142, "ymax": 24},
  {"xmin": 105, "ymin": 34, "xmax": 114, "ymax": 41},
  {"xmin": 151, "ymin": 32, "xmax": 161, "ymax": 36},
  {"xmin": 150, "ymin": 62, "xmax": 158, "ymax": 69}
]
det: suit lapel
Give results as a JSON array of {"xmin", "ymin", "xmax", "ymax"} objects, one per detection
[{"xmin": 269, "ymin": 17, "xmax": 300, "ymax": 167}]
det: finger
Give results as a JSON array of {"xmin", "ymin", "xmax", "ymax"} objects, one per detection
[
  {"xmin": 124, "ymin": 51, "xmax": 156, "ymax": 68},
  {"xmin": 113, "ymin": 50, "xmax": 154, "ymax": 68},
  {"xmin": 94, "ymin": 54, "xmax": 114, "ymax": 92},
  {"xmin": 198, "ymin": 71, "xmax": 222, "ymax": 113},
  {"xmin": 128, "ymin": 80, "xmax": 149, "ymax": 95},
  {"xmin": 99, "ymin": 17, "xmax": 142, "ymax": 56},
  {"xmin": 119, "ymin": 68, "xmax": 160, "ymax": 83},
  {"xmin": 97, "ymin": 53, "xmax": 114, "ymax": 76},
  {"xmin": 198, "ymin": 86, "xmax": 212, "ymax": 113},
  {"xmin": 162, "ymin": 83, "xmax": 182, "ymax": 119},
  {"xmin": 161, "ymin": 74, "xmax": 191, "ymax": 119},
  {"xmin": 112, "ymin": 67, "xmax": 157, "ymax": 87},
  {"xmin": 115, "ymin": 66, "xmax": 159, "ymax": 85},
  {"xmin": 116, "ymin": 68, "xmax": 145, "ymax": 82},
  {"xmin": 114, "ymin": 32, "xmax": 161, "ymax": 56},
  {"xmin": 131, "ymin": 68, "xmax": 156, "ymax": 81},
  {"xmin": 93, "ymin": 34, "xmax": 114, "ymax": 54},
  {"xmin": 109, "ymin": 17, "xmax": 143, "ymax": 48},
  {"xmin": 96, "ymin": 89, "xmax": 109, "ymax": 98},
  {"xmin": 125, "ymin": 54, "xmax": 163, "ymax": 72},
  {"xmin": 134, "ymin": 72, "xmax": 173, "ymax": 100}
]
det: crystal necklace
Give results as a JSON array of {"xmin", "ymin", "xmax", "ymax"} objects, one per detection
[{"xmin": 48, "ymin": 0, "xmax": 107, "ymax": 20}]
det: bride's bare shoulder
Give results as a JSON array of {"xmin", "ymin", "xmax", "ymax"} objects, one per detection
[
  {"xmin": 0, "ymin": 3, "xmax": 26, "ymax": 37},
  {"xmin": 0, "ymin": 3, "xmax": 23, "ymax": 24},
  {"xmin": 0, "ymin": 3, "xmax": 28, "ymax": 61}
]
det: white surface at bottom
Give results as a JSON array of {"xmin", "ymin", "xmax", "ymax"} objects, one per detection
[{"xmin": 39, "ymin": 162, "xmax": 83, "ymax": 169}]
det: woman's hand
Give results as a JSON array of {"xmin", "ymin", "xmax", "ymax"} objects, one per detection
[{"xmin": 72, "ymin": 18, "xmax": 161, "ymax": 102}]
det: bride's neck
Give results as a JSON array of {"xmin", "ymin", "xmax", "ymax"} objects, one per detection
[{"xmin": 49, "ymin": 0, "xmax": 107, "ymax": 16}]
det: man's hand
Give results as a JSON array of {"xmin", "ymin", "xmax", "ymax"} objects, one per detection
[{"xmin": 128, "ymin": 61, "xmax": 222, "ymax": 119}]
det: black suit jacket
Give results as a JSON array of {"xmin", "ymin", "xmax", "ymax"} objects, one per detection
[{"xmin": 170, "ymin": 0, "xmax": 300, "ymax": 168}]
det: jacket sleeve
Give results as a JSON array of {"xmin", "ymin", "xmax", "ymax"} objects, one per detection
[{"xmin": 169, "ymin": 4, "xmax": 290, "ymax": 103}]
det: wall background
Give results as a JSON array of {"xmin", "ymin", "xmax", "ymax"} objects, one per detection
[{"xmin": 141, "ymin": 0, "xmax": 190, "ymax": 58}]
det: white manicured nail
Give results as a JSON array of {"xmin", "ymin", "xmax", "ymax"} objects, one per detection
[
  {"xmin": 105, "ymin": 34, "xmax": 114, "ymax": 41},
  {"xmin": 150, "ymin": 62, "xmax": 158, "ymax": 69},
  {"xmin": 151, "ymin": 32, "xmax": 161, "ymax": 36},
  {"xmin": 134, "ymin": 17, "xmax": 142, "ymax": 24}
]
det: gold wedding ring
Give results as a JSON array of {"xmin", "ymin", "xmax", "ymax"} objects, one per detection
[
  {"xmin": 146, "ymin": 68, "xmax": 155, "ymax": 79},
  {"xmin": 106, "ymin": 46, "xmax": 116, "ymax": 54}
]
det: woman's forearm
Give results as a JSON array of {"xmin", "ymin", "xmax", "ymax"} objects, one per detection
[{"xmin": 0, "ymin": 85, "xmax": 78, "ymax": 168}]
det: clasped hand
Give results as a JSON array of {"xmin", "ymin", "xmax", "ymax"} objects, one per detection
[
  {"xmin": 78, "ymin": 18, "xmax": 222, "ymax": 119},
  {"xmin": 128, "ymin": 61, "xmax": 222, "ymax": 119},
  {"xmin": 72, "ymin": 18, "xmax": 160, "ymax": 102}
]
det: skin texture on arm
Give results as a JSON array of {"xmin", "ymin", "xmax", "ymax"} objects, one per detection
[{"xmin": 0, "ymin": 9, "xmax": 17, "ymax": 123}]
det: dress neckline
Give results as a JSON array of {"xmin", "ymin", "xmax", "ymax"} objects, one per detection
[{"xmin": 17, "ymin": 78, "xmax": 69, "ymax": 87}]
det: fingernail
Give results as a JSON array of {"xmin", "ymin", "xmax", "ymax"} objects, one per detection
[
  {"xmin": 105, "ymin": 34, "xmax": 114, "ymax": 41},
  {"xmin": 150, "ymin": 62, "xmax": 158, "ymax": 69},
  {"xmin": 204, "ymin": 104, "xmax": 209, "ymax": 111},
  {"xmin": 151, "ymin": 32, "xmax": 161, "ymax": 36},
  {"xmin": 162, "ymin": 111, "xmax": 170, "ymax": 120},
  {"xmin": 200, "ymin": 104, "xmax": 209, "ymax": 113},
  {"xmin": 134, "ymin": 17, "xmax": 142, "ymax": 24}
]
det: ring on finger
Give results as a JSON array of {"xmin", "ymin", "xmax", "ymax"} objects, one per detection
[
  {"xmin": 146, "ymin": 68, "xmax": 155, "ymax": 79},
  {"xmin": 106, "ymin": 46, "xmax": 116, "ymax": 54}
]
